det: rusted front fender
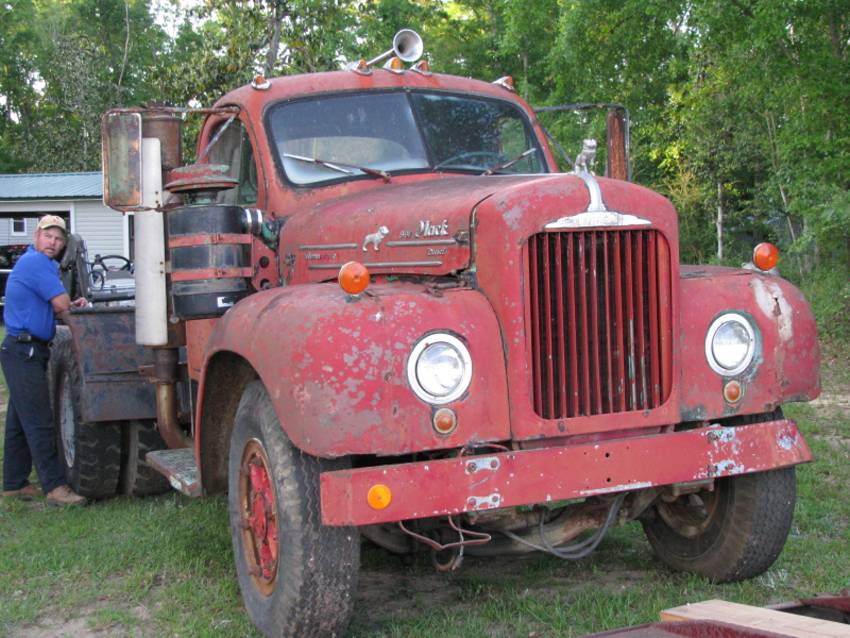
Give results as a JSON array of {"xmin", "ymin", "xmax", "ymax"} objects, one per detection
[
  {"xmin": 679, "ymin": 266, "xmax": 820, "ymax": 421},
  {"xmin": 198, "ymin": 281, "xmax": 510, "ymax": 458}
]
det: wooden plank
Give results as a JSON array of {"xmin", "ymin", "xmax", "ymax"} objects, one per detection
[{"xmin": 661, "ymin": 599, "xmax": 850, "ymax": 638}]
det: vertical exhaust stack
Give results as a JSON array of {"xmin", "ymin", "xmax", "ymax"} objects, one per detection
[{"xmin": 136, "ymin": 137, "xmax": 168, "ymax": 346}]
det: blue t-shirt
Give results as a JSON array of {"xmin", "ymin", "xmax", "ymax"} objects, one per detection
[{"xmin": 4, "ymin": 246, "xmax": 66, "ymax": 341}]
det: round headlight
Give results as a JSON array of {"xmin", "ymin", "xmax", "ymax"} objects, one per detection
[
  {"xmin": 705, "ymin": 313, "xmax": 756, "ymax": 376},
  {"xmin": 407, "ymin": 333, "xmax": 472, "ymax": 404}
]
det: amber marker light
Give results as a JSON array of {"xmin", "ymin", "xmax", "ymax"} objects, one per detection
[
  {"xmin": 384, "ymin": 56, "xmax": 405, "ymax": 72},
  {"xmin": 251, "ymin": 75, "xmax": 270, "ymax": 90},
  {"xmin": 492, "ymin": 75, "xmax": 516, "ymax": 92},
  {"xmin": 753, "ymin": 242, "xmax": 779, "ymax": 272},
  {"xmin": 412, "ymin": 60, "xmax": 431, "ymax": 75},
  {"xmin": 723, "ymin": 379, "xmax": 743, "ymax": 404},
  {"xmin": 433, "ymin": 407, "xmax": 457, "ymax": 435},
  {"xmin": 367, "ymin": 484, "xmax": 392, "ymax": 510},
  {"xmin": 338, "ymin": 261, "xmax": 370, "ymax": 295}
]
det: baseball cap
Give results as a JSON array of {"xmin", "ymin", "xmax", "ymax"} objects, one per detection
[{"xmin": 37, "ymin": 215, "xmax": 67, "ymax": 233}]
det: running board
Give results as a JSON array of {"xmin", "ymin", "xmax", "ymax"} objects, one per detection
[{"xmin": 146, "ymin": 448, "xmax": 201, "ymax": 497}]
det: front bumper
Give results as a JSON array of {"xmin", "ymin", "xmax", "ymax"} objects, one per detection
[{"xmin": 320, "ymin": 419, "xmax": 811, "ymax": 526}]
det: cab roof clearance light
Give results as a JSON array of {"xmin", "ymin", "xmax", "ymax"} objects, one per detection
[
  {"xmin": 383, "ymin": 57, "xmax": 406, "ymax": 73},
  {"xmin": 492, "ymin": 76, "xmax": 516, "ymax": 92},
  {"xmin": 346, "ymin": 59, "xmax": 372, "ymax": 76},
  {"xmin": 251, "ymin": 75, "xmax": 270, "ymax": 90},
  {"xmin": 411, "ymin": 60, "xmax": 432, "ymax": 75}
]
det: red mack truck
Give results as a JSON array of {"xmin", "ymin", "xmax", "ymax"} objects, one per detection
[{"xmin": 53, "ymin": 30, "xmax": 820, "ymax": 637}]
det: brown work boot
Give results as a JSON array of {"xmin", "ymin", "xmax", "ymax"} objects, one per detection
[
  {"xmin": 46, "ymin": 485, "xmax": 87, "ymax": 506},
  {"xmin": 2, "ymin": 484, "xmax": 43, "ymax": 500}
]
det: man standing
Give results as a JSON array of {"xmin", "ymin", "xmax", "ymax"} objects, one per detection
[{"xmin": 2, "ymin": 215, "xmax": 87, "ymax": 506}]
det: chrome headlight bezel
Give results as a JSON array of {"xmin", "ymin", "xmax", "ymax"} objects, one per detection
[
  {"xmin": 407, "ymin": 332, "xmax": 472, "ymax": 405},
  {"xmin": 704, "ymin": 313, "xmax": 756, "ymax": 376}
]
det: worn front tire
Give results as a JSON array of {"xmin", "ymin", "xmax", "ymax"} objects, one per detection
[
  {"xmin": 641, "ymin": 466, "xmax": 796, "ymax": 582},
  {"xmin": 50, "ymin": 327, "xmax": 121, "ymax": 498},
  {"xmin": 228, "ymin": 380, "xmax": 360, "ymax": 638}
]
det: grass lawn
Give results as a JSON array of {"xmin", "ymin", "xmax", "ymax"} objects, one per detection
[{"xmin": 0, "ymin": 334, "xmax": 847, "ymax": 637}]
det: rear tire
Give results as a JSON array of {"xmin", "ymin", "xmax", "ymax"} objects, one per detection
[
  {"xmin": 50, "ymin": 328, "xmax": 121, "ymax": 499},
  {"xmin": 228, "ymin": 380, "xmax": 359, "ymax": 637},
  {"xmin": 641, "ymin": 466, "xmax": 796, "ymax": 582},
  {"xmin": 120, "ymin": 420, "xmax": 170, "ymax": 496}
]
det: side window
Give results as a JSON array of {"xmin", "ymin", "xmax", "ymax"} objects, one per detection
[
  {"xmin": 237, "ymin": 132, "xmax": 258, "ymax": 205},
  {"xmin": 206, "ymin": 120, "xmax": 258, "ymax": 206}
]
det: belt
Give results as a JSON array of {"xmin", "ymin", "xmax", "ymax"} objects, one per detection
[{"xmin": 14, "ymin": 332, "xmax": 48, "ymax": 345}]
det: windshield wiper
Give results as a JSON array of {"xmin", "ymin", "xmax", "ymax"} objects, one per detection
[
  {"xmin": 283, "ymin": 153, "xmax": 391, "ymax": 183},
  {"xmin": 481, "ymin": 148, "xmax": 538, "ymax": 176}
]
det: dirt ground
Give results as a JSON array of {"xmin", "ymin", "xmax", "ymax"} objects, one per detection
[{"xmin": 5, "ymin": 390, "xmax": 849, "ymax": 637}]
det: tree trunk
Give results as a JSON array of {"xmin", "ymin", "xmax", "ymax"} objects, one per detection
[
  {"xmin": 116, "ymin": 0, "xmax": 130, "ymax": 101},
  {"xmin": 522, "ymin": 51, "xmax": 528, "ymax": 101},
  {"xmin": 264, "ymin": 2, "xmax": 285, "ymax": 76},
  {"xmin": 716, "ymin": 180, "xmax": 723, "ymax": 261}
]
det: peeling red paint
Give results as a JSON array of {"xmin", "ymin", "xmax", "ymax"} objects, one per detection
[
  {"xmin": 199, "ymin": 282, "xmax": 510, "ymax": 457},
  {"xmin": 320, "ymin": 418, "xmax": 811, "ymax": 526},
  {"xmin": 679, "ymin": 267, "xmax": 820, "ymax": 420}
]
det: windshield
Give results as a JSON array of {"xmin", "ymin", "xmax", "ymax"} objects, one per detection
[{"xmin": 267, "ymin": 90, "xmax": 546, "ymax": 185}]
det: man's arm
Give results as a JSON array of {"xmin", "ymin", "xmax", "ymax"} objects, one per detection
[{"xmin": 51, "ymin": 293, "xmax": 87, "ymax": 322}]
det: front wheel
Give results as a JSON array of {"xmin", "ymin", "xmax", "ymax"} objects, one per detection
[
  {"xmin": 228, "ymin": 381, "xmax": 359, "ymax": 637},
  {"xmin": 641, "ymin": 467, "xmax": 797, "ymax": 582}
]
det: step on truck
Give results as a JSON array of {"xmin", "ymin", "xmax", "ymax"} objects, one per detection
[{"xmin": 54, "ymin": 30, "xmax": 820, "ymax": 637}]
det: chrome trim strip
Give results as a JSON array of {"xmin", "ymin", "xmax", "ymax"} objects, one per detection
[
  {"xmin": 545, "ymin": 211, "xmax": 651, "ymax": 229},
  {"xmin": 308, "ymin": 260, "xmax": 443, "ymax": 270},
  {"xmin": 298, "ymin": 243, "xmax": 358, "ymax": 250},
  {"xmin": 385, "ymin": 239, "xmax": 457, "ymax": 247}
]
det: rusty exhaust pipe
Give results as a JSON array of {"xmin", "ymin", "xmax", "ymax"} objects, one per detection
[{"xmin": 154, "ymin": 348, "xmax": 189, "ymax": 449}]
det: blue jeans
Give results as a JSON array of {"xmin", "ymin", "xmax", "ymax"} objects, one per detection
[{"xmin": 1, "ymin": 335, "xmax": 66, "ymax": 493}]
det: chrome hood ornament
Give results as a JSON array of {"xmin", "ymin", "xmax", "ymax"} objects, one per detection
[{"xmin": 544, "ymin": 138, "xmax": 650, "ymax": 229}]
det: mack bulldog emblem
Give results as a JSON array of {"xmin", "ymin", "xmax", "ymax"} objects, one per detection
[
  {"xmin": 362, "ymin": 225, "xmax": 390, "ymax": 251},
  {"xmin": 416, "ymin": 219, "xmax": 449, "ymax": 237},
  {"xmin": 574, "ymin": 138, "xmax": 597, "ymax": 174}
]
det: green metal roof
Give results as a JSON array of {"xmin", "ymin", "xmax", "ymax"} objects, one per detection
[{"xmin": 0, "ymin": 172, "xmax": 102, "ymax": 200}]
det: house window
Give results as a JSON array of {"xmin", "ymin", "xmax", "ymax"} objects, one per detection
[{"xmin": 10, "ymin": 218, "xmax": 26, "ymax": 236}]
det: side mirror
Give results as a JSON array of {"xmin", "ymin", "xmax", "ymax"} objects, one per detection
[
  {"xmin": 102, "ymin": 111, "xmax": 143, "ymax": 211},
  {"xmin": 534, "ymin": 103, "xmax": 631, "ymax": 181}
]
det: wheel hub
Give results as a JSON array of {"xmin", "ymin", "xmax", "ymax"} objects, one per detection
[
  {"xmin": 657, "ymin": 489, "xmax": 719, "ymax": 538},
  {"xmin": 239, "ymin": 439, "xmax": 279, "ymax": 594}
]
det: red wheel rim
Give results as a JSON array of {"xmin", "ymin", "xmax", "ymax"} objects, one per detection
[{"xmin": 239, "ymin": 439, "xmax": 279, "ymax": 594}]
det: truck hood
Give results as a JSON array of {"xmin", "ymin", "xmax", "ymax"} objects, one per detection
[{"xmin": 281, "ymin": 173, "xmax": 676, "ymax": 282}]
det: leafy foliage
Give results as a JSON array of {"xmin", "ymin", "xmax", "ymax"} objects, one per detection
[{"xmin": 0, "ymin": 0, "xmax": 846, "ymax": 316}]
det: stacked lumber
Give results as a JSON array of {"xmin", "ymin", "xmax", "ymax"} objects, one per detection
[{"xmin": 661, "ymin": 599, "xmax": 850, "ymax": 638}]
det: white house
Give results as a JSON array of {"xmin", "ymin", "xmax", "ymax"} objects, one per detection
[{"xmin": 0, "ymin": 172, "xmax": 132, "ymax": 261}]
